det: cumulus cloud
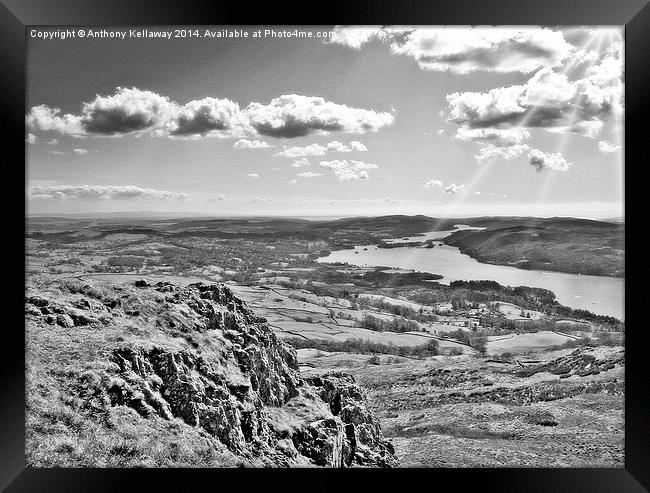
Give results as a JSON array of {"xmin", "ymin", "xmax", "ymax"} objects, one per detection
[
  {"xmin": 328, "ymin": 26, "xmax": 574, "ymax": 74},
  {"xmin": 291, "ymin": 158, "xmax": 311, "ymax": 168},
  {"xmin": 597, "ymin": 140, "xmax": 621, "ymax": 153},
  {"xmin": 26, "ymin": 104, "xmax": 84, "ymax": 135},
  {"xmin": 275, "ymin": 140, "xmax": 369, "ymax": 158},
  {"xmin": 319, "ymin": 159, "xmax": 378, "ymax": 181},
  {"xmin": 296, "ymin": 172, "xmax": 324, "ymax": 178},
  {"xmin": 446, "ymin": 70, "xmax": 563, "ymax": 129},
  {"xmin": 210, "ymin": 195, "xmax": 226, "ymax": 201},
  {"xmin": 167, "ymin": 97, "xmax": 247, "ymax": 137},
  {"xmin": 392, "ymin": 27, "xmax": 574, "ymax": 74},
  {"xmin": 454, "ymin": 127, "xmax": 533, "ymax": 163},
  {"xmin": 443, "ymin": 183, "xmax": 465, "ymax": 194},
  {"xmin": 425, "ymin": 179, "xmax": 465, "ymax": 194},
  {"xmin": 327, "ymin": 26, "xmax": 384, "ymax": 49},
  {"xmin": 446, "ymin": 56, "xmax": 622, "ymax": 138},
  {"xmin": 246, "ymin": 94, "xmax": 394, "ymax": 138},
  {"xmin": 474, "ymin": 143, "xmax": 530, "ymax": 164},
  {"xmin": 27, "ymin": 89, "xmax": 393, "ymax": 141},
  {"xmin": 82, "ymin": 87, "xmax": 177, "ymax": 135},
  {"xmin": 29, "ymin": 185, "xmax": 188, "ymax": 201},
  {"xmin": 326, "ymin": 140, "xmax": 351, "ymax": 152},
  {"xmin": 26, "ymin": 89, "xmax": 171, "ymax": 136},
  {"xmin": 454, "ymin": 127, "xmax": 530, "ymax": 146},
  {"xmin": 246, "ymin": 173, "xmax": 260, "ymax": 179},
  {"xmin": 73, "ymin": 148, "xmax": 89, "ymax": 154},
  {"xmin": 26, "ymin": 133, "xmax": 37, "ymax": 144},
  {"xmin": 349, "ymin": 140, "xmax": 368, "ymax": 151},
  {"xmin": 57, "ymin": 88, "xmax": 245, "ymax": 138},
  {"xmin": 443, "ymin": 46, "xmax": 623, "ymax": 167},
  {"xmin": 233, "ymin": 138, "xmax": 273, "ymax": 149},
  {"xmin": 276, "ymin": 143, "xmax": 329, "ymax": 158},
  {"xmin": 528, "ymin": 149, "xmax": 572, "ymax": 171}
]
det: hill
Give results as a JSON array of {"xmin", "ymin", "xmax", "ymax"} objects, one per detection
[
  {"xmin": 25, "ymin": 279, "xmax": 397, "ymax": 467},
  {"xmin": 444, "ymin": 219, "xmax": 624, "ymax": 277},
  {"xmin": 26, "ymin": 214, "xmax": 625, "ymax": 277}
]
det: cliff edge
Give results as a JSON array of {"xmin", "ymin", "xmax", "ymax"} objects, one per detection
[{"xmin": 25, "ymin": 278, "xmax": 397, "ymax": 467}]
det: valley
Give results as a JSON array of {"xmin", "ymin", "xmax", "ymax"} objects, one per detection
[{"xmin": 25, "ymin": 214, "xmax": 625, "ymax": 467}]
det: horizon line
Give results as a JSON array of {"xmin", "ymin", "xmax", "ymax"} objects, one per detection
[{"xmin": 26, "ymin": 210, "xmax": 625, "ymax": 222}]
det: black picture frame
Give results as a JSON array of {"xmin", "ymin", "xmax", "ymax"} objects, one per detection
[{"xmin": 2, "ymin": 1, "xmax": 648, "ymax": 491}]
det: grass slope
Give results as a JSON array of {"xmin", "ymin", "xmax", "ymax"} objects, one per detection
[{"xmin": 445, "ymin": 221, "xmax": 624, "ymax": 277}]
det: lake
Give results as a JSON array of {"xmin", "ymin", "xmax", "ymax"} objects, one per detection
[{"xmin": 317, "ymin": 228, "xmax": 624, "ymax": 320}]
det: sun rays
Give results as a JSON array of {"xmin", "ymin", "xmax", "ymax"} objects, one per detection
[
  {"xmin": 443, "ymin": 28, "xmax": 622, "ymax": 221},
  {"xmin": 528, "ymin": 31, "xmax": 621, "ymax": 223}
]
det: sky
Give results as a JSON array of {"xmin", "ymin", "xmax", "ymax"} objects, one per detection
[{"xmin": 26, "ymin": 26, "xmax": 624, "ymax": 219}]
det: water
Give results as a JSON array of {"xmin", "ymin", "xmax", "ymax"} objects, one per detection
[
  {"xmin": 382, "ymin": 224, "xmax": 485, "ymax": 244},
  {"xmin": 317, "ymin": 228, "xmax": 624, "ymax": 320}
]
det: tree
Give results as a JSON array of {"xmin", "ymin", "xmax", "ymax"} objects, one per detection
[{"xmin": 469, "ymin": 333, "xmax": 488, "ymax": 356}]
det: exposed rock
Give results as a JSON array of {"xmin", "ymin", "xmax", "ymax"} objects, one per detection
[
  {"xmin": 68, "ymin": 310, "xmax": 97, "ymax": 326},
  {"xmin": 154, "ymin": 281, "xmax": 175, "ymax": 292},
  {"xmin": 517, "ymin": 348, "xmax": 623, "ymax": 378},
  {"xmin": 307, "ymin": 373, "xmax": 397, "ymax": 467},
  {"xmin": 28, "ymin": 295, "xmax": 98, "ymax": 327},
  {"xmin": 25, "ymin": 305, "xmax": 42, "ymax": 317},
  {"xmin": 26, "ymin": 280, "xmax": 396, "ymax": 468},
  {"xmin": 26, "ymin": 295, "xmax": 49, "ymax": 307},
  {"xmin": 71, "ymin": 298, "xmax": 92, "ymax": 310},
  {"xmin": 56, "ymin": 313, "xmax": 75, "ymax": 328}
]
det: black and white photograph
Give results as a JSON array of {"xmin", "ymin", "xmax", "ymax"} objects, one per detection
[{"xmin": 23, "ymin": 23, "xmax": 628, "ymax": 470}]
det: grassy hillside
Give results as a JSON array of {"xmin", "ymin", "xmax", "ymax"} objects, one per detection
[
  {"xmin": 25, "ymin": 278, "xmax": 397, "ymax": 467},
  {"xmin": 444, "ymin": 220, "xmax": 624, "ymax": 277}
]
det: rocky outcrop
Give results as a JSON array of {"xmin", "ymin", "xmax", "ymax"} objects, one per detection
[
  {"xmin": 368, "ymin": 347, "xmax": 624, "ymax": 412},
  {"xmin": 307, "ymin": 373, "xmax": 397, "ymax": 467},
  {"xmin": 25, "ymin": 280, "xmax": 396, "ymax": 468},
  {"xmin": 517, "ymin": 347, "xmax": 624, "ymax": 378}
]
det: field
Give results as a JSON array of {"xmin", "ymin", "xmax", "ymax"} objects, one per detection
[
  {"xmin": 298, "ymin": 345, "xmax": 624, "ymax": 467},
  {"xmin": 28, "ymin": 214, "xmax": 624, "ymax": 277},
  {"xmin": 25, "ymin": 214, "xmax": 625, "ymax": 467}
]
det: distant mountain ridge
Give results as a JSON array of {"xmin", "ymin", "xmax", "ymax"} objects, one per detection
[{"xmin": 27, "ymin": 214, "xmax": 624, "ymax": 277}]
